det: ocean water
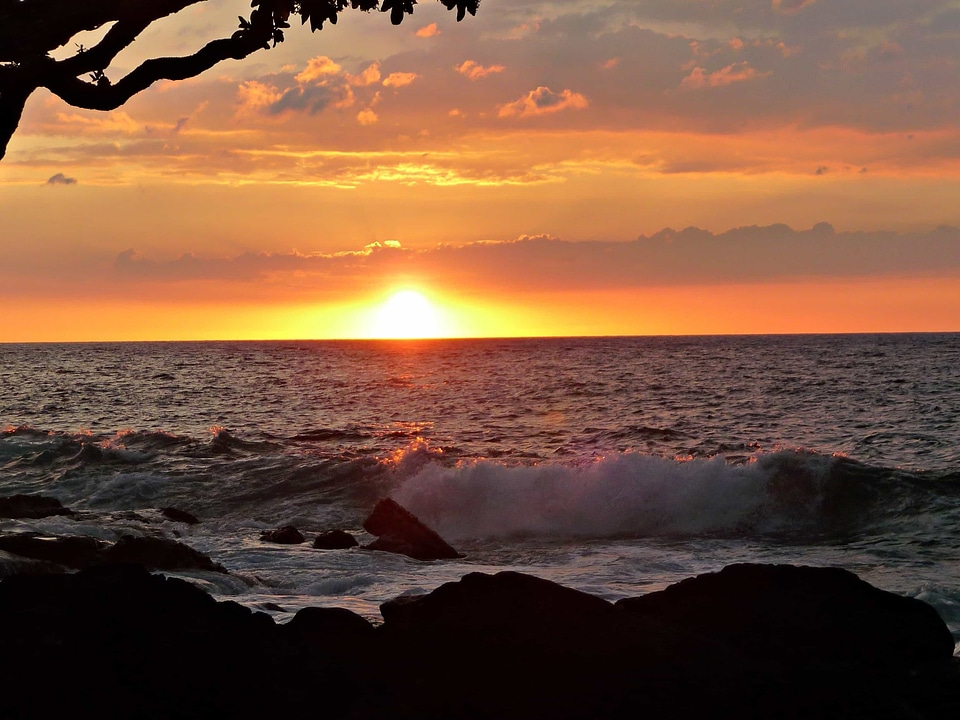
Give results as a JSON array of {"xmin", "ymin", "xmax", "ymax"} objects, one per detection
[{"xmin": 1, "ymin": 335, "xmax": 959, "ymax": 649}]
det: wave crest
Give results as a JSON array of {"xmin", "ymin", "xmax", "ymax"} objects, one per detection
[{"xmin": 391, "ymin": 450, "xmax": 932, "ymax": 541}]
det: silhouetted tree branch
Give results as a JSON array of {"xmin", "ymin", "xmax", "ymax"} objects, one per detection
[{"xmin": 0, "ymin": 0, "xmax": 480, "ymax": 161}]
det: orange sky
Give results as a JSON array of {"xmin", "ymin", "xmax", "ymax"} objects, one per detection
[{"xmin": 2, "ymin": 0, "xmax": 959, "ymax": 340}]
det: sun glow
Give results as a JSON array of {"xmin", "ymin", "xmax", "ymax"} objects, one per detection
[{"xmin": 370, "ymin": 290, "xmax": 443, "ymax": 339}]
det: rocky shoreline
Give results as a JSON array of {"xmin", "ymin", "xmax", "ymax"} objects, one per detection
[
  {"xmin": 0, "ymin": 562, "xmax": 957, "ymax": 719},
  {"xmin": 1, "ymin": 494, "xmax": 959, "ymax": 718}
]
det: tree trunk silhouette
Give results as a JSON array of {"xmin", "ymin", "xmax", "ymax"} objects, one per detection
[
  {"xmin": 0, "ymin": 0, "xmax": 480, "ymax": 162},
  {"xmin": 0, "ymin": 86, "xmax": 31, "ymax": 162}
]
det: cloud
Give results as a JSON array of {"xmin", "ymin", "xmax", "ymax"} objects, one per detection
[
  {"xmin": 455, "ymin": 60, "xmax": 506, "ymax": 80},
  {"xmin": 771, "ymin": 0, "xmax": 817, "ymax": 14},
  {"xmin": 227, "ymin": 55, "xmax": 421, "ymax": 127},
  {"xmin": 357, "ymin": 109, "xmax": 379, "ymax": 126},
  {"xmin": 680, "ymin": 62, "xmax": 771, "ymax": 89},
  {"xmin": 14, "ymin": 1, "xmax": 960, "ymax": 182},
  {"xmin": 236, "ymin": 56, "xmax": 365, "ymax": 118},
  {"xmin": 52, "ymin": 111, "xmax": 142, "ymax": 136},
  {"xmin": 269, "ymin": 84, "xmax": 339, "ymax": 116},
  {"xmin": 498, "ymin": 87, "xmax": 589, "ymax": 118},
  {"xmin": 110, "ymin": 224, "xmax": 960, "ymax": 291},
  {"xmin": 350, "ymin": 63, "xmax": 382, "ymax": 87},
  {"xmin": 112, "ymin": 244, "xmax": 402, "ymax": 285},
  {"xmin": 382, "ymin": 72, "xmax": 419, "ymax": 88},
  {"xmin": 236, "ymin": 80, "xmax": 283, "ymax": 116},
  {"xmin": 295, "ymin": 56, "xmax": 343, "ymax": 84},
  {"xmin": 416, "ymin": 23, "xmax": 440, "ymax": 38},
  {"xmin": 45, "ymin": 173, "xmax": 77, "ymax": 185}
]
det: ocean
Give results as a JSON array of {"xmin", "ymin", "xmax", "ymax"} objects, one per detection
[{"xmin": 2, "ymin": 334, "xmax": 959, "ymax": 650}]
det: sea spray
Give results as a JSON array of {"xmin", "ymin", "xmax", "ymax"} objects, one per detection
[
  {"xmin": 391, "ymin": 449, "xmax": 946, "ymax": 541},
  {"xmin": 393, "ymin": 452, "xmax": 781, "ymax": 540}
]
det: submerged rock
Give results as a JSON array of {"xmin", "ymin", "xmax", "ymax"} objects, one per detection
[
  {"xmin": 0, "ymin": 532, "xmax": 227, "ymax": 576},
  {"xmin": 313, "ymin": 530, "xmax": 358, "ymax": 550},
  {"xmin": 0, "ymin": 533, "xmax": 226, "ymax": 575},
  {"xmin": 362, "ymin": 498, "xmax": 461, "ymax": 561},
  {"xmin": 71, "ymin": 443, "xmax": 103, "ymax": 463},
  {"xmin": 161, "ymin": 507, "xmax": 200, "ymax": 525},
  {"xmin": 0, "ymin": 533, "xmax": 109, "ymax": 569},
  {"xmin": 260, "ymin": 525, "xmax": 305, "ymax": 544},
  {"xmin": 102, "ymin": 535, "xmax": 228, "ymax": 573},
  {"xmin": 0, "ymin": 494, "xmax": 74, "ymax": 519},
  {"xmin": 0, "ymin": 549, "xmax": 65, "ymax": 578}
]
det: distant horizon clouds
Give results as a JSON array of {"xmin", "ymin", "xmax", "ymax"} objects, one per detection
[{"xmin": 108, "ymin": 223, "xmax": 960, "ymax": 292}]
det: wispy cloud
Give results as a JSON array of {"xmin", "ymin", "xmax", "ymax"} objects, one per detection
[
  {"xmin": 498, "ymin": 87, "xmax": 588, "ymax": 118},
  {"xmin": 45, "ymin": 172, "xmax": 77, "ymax": 185},
  {"xmin": 416, "ymin": 23, "xmax": 440, "ymax": 38},
  {"xmin": 110, "ymin": 225, "xmax": 960, "ymax": 291},
  {"xmin": 680, "ymin": 62, "xmax": 771, "ymax": 89},
  {"xmin": 771, "ymin": 0, "xmax": 818, "ymax": 14},
  {"xmin": 456, "ymin": 60, "xmax": 506, "ymax": 80},
  {"xmin": 382, "ymin": 72, "xmax": 419, "ymax": 88}
]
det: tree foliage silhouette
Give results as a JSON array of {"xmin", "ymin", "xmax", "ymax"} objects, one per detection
[{"xmin": 0, "ymin": 0, "xmax": 480, "ymax": 160}]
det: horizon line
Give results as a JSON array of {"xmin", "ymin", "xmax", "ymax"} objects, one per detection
[{"xmin": 3, "ymin": 330, "xmax": 959, "ymax": 345}]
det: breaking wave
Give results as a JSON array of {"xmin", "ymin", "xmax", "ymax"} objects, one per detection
[{"xmin": 392, "ymin": 449, "xmax": 959, "ymax": 542}]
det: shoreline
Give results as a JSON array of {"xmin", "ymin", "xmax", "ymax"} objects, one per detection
[{"xmin": 2, "ymin": 560, "xmax": 958, "ymax": 719}]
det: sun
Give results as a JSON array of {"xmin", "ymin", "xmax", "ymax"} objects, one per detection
[{"xmin": 370, "ymin": 290, "xmax": 442, "ymax": 339}]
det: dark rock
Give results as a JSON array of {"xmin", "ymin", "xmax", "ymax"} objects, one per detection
[
  {"xmin": 0, "ymin": 533, "xmax": 109, "ymax": 569},
  {"xmin": 0, "ymin": 494, "xmax": 74, "ymax": 519},
  {"xmin": 260, "ymin": 525, "xmax": 305, "ymax": 544},
  {"xmin": 284, "ymin": 606, "xmax": 375, "ymax": 649},
  {"xmin": 0, "ymin": 533, "xmax": 226, "ymax": 576},
  {"xmin": 0, "ymin": 549, "xmax": 65, "ymax": 578},
  {"xmin": 71, "ymin": 443, "xmax": 102, "ymax": 463},
  {"xmin": 161, "ymin": 507, "xmax": 200, "ymax": 525},
  {"xmin": 0, "ymin": 564, "xmax": 366, "ymax": 718},
  {"xmin": 615, "ymin": 563, "xmax": 956, "ymax": 670},
  {"xmin": 313, "ymin": 529, "xmax": 358, "ymax": 549},
  {"xmin": 616, "ymin": 563, "xmax": 960, "ymax": 718},
  {"xmin": 0, "ymin": 563, "xmax": 955, "ymax": 720},
  {"xmin": 379, "ymin": 570, "xmax": 614, "ymax": 631},
  {"xmin": 371, "ymin": 570, "xmax": 772, "ymax": 719},
  {"xmin": 102, "ymin": 535, "xmax": 228, "ymax": 573},
  {"xmin": 362, "ymin": 498, "xmax": 461, "ymax": 561},
  {"xmin": 368, "ymin": 568, "xmax": 960, "ymax": 720}
]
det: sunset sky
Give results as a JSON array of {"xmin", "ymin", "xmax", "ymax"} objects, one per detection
[{"xmin": 2, "ymin": 0, "xmax": 959, "ymax": 341}]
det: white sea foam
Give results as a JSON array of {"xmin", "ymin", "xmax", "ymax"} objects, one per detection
[
  {"xmin": 62, "ymin": 471, "xmax": 176, "ymax": 508},
  {"xmin": 392, "ymin": 451, "xmax": 838, "ymax": 540}
]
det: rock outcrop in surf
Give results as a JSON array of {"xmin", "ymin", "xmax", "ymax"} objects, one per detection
[
  {"xmin": 362, "ymin": 498, "xmax": 462, "ymax": 561},
  {"xmin": 313, "ymin": 530, "xmax": 359, "ymax": 549},
  {"xmin": 260, "ymin": 525, "xmax": 306, "ymax": 544},
  {"xmin": 0, "ymin": 533, "xmax": 227, "ymax": 574},
  {"xmin": 0, "ymin": 494, "xmax": 74, "ymax": 519}
]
